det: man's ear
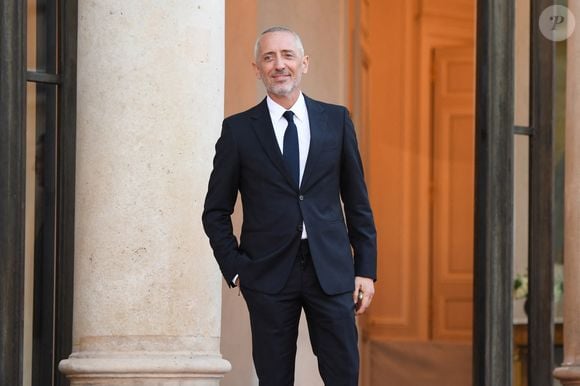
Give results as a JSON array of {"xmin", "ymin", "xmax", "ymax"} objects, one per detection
[
  {"xmin": 302, "ymin": 55, "xmax": 309, "ymax": 74},
  {"xmin": 252, "ymin": 62, "xmax": 261, "ymax": 79}
]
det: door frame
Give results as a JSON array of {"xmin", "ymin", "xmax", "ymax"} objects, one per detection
[
  {"xmin": 0, "ymin": 2, "xmax": 27, "ymax": 385},
  {"xmin": 0, "ymin": 1, "xmax": 78, "ymax": 385},
  {"xmin": 473, "ymin": 0, "xmax": 515, "ymax": 385},
  {"xmin": 473, "ymin": 0, "xmax": 557, "ymax": 384}
]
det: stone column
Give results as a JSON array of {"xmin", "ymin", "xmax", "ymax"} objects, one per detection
[
  {"xmin": 58, "ymin": 1, "xmax": 230, "ymax": 385},
  {"xmin": 554, "ymin": 4, "xmax": 580, "ymax": 385}
]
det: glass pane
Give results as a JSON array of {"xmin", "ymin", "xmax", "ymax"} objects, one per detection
[
  {"xmin": 553, "ymin": 27, "xmax": 567, "ymax": 386},
  {"xmin": 27, "ymin": 0, "xmax": 58, "ymax": 73},
  {"xmin": 513, "ymin": 2, "xmax": 530, "ymax": 385},
  {"xmin": 513, "ymin": 134, "xmax": 529, "ymax": 322},
  {"xmin": 514, "ymin": 0, "xmax": 530, "ymax": 128},
  {"xmin": 25, "ymin": 81, "xmax": 58, "ymax": 386}
]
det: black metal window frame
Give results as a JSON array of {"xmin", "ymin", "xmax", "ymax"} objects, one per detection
[
  {"xmin": 0, "ymin": 0, "xmax": 27, "ymax": 381},
  {"xmin": 474, "ymin": 0, "xmax": 557, "ymax": 385},
  {"xmin": 473, "ymin": 0, "xmax": 515, "ymax": 384},
  {"xmin": 0, "ymin": 1, "xmax": 77, "ymax": 386},
  {"xmin": 527, "ymin": 0, "xmax": 556, "ymax": 384}
]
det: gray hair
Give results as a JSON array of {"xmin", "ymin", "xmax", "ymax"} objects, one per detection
[{"xmin": 253, "ymin": 26, "xmax": 305, "ymax": 60}]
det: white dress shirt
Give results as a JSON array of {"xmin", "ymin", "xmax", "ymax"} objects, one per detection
[{"xmin": 266, "ymin": 93, "xmax": 310, "ymax": 239}]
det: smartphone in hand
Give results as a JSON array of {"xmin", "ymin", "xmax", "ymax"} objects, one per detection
[{"xmin": 355, "ymin": 289, "xmax": 364, "ymax": 312}]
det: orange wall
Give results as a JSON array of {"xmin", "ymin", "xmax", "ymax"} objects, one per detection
[{"xmin": 365, "ymin": 0, "xmax": 475, "ymax": 341}]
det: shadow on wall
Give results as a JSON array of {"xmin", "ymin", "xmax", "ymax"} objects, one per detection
[{"xmin": 370, "ymin": 341, "xmax": 472, "ymax": 385}]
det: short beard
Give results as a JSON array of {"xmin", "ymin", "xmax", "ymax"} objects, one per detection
[
  {"xmin": 266, "ymin": 76, "xmax": 301, "ymax": 97},
  {"xmin": 268, "ymin": 83, "xmax": 293, "ymax": 96}
]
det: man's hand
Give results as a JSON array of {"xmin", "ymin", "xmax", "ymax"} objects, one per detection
[{"xmin": 353, "ymin": 276, "xmax": 375, "ymax": 315}]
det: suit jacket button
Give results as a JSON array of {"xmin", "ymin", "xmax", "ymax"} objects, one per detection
[
  {"xmin": 299, "ymin": 195, "xmax": 304, "ymax": 201},
  {"xmin": 297, "ymin": 224, "xmax": 303, "ymax": 232}
]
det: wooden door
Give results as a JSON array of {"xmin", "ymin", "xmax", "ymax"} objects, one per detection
[{"xmin": 431, "ymin": 46, "xmax": 475, "ymax": 341}]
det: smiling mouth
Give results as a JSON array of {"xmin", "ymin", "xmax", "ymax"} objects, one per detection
[{"xmin": 272, "ymin": 74, "xmax": 290, "ymax": 81}]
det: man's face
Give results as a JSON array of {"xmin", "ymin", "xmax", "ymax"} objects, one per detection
[{"xmin": 253, "ymin": 31, "xmax": 309, "ymax": 99}]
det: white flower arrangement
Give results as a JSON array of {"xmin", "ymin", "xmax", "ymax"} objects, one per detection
[
  {"xmin": 513, "ymin": 273, "xmax": 528, "ymax": 300},
  {"xmin": 513, "ymin": 263, "xmax": 564, "ymax": 303}
]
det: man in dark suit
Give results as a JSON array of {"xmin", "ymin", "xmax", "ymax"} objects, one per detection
[{"xmin": 202, "ymin": 26, "xmax": 377, "ymax": 386}]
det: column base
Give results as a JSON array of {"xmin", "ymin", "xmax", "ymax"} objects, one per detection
[
  {"xmin": 554, "ymin": 365, "xmax": 580, "ymax": 385},
  {"xmin": 59, "ymin": 352, "xmax": 231, "ymax": 386}
]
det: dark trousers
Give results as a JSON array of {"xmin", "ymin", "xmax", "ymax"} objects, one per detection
[{"xmin": 241, "ymin": 240, "xmax": 359, "ymax": 386}]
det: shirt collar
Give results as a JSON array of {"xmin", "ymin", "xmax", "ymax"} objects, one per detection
[{"xmin": 266, "ymin": 92, "xmax": 308, "ymax": 123}]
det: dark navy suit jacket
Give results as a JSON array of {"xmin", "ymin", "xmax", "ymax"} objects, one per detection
[{"xmin": 202, "ymin": 95, "xmax": 377, "ymax": 295}]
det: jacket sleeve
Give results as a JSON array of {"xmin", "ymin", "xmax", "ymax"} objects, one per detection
[
  {"xmin": 202, "ymin": 120, "xmax": 247, "ymax": 287},
  {"xmin": 339, "ymin": 107, "xmax": 378, "ymax": 280}
]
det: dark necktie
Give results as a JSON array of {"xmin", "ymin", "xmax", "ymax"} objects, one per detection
[{"xmin": 283, "ymin": 110, "xmax": 299, "ymax": 186}]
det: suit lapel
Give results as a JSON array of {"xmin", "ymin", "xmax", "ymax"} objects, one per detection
[
  {"xmin": 250, "ymin": 99, "xmax": 297, "ymax": 189},
  {"xmin": 301, "ymin": 96, "xmax": 327, "ymax": 191}
]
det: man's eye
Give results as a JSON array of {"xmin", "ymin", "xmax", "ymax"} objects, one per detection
[{"xmin": 263, "ymin": 56, "xmax": 272, "ymax": 61}]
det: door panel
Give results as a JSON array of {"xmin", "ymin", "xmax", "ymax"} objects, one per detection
[{"xmin": 431, "ymin": 46, "xmax": 475, "ymax": 341}]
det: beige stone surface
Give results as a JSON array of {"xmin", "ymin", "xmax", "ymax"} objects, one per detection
[
  {"xmin": 564, "ymin": 1, "xmax": 580, "ymax": 365},
  {"xmin": 555, "ymin": 2, "xmax": 580, "ymax": 383},
  {"xmin": 61, "ymin": 0, "xmax": 230, "ymax": 384}
]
